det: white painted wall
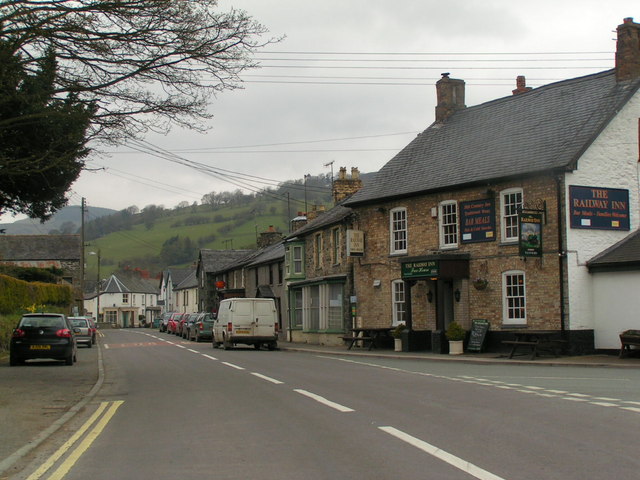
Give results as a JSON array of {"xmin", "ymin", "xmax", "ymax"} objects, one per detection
[
  {"xmin": 565, "ymin": 92, "xmax": 640, "ymax": 332},
  {"xmin": 592, "ymin": 271, "xmax": 640, "ymax": 349}
]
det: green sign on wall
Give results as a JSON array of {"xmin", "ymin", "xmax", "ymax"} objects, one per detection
[{"xmin": 401, "ymin": 260, "xmax": 439, "ymax": 279}]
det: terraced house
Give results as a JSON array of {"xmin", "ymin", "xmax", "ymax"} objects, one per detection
[
  {"xmin": 285, "ymin": 167, "xmax": 363, "ymax": 345},
  {"xmin": 344, "ymin": 18, "xmax": 640, "ymax": 353}
]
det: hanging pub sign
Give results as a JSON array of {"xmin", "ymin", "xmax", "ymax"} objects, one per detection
[
  {"xmin": 519, "ymin": 212, "xmax": 543, "ymax": 257},
  {"xmin": 569, "ymin": 185, "xmax": 630, "ymax": 230},
  {"xmin": 460, "ymin": 199, "xmax": 496, "ymax": 243},
  {"xmin": 346, "ymin": 229, "xmax": 364, "ymax": 257},
  {"xmin": 402, "ymin": 260, "xmax": 438, "ymax": 279}
]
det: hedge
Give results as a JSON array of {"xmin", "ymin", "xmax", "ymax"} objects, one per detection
[{"xmin": 0, "ymin": 274, "xmax": 73, "ymax": 315}]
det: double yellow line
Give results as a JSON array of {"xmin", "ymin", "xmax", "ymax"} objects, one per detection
[{"xmin": 27, "ymin": 401, "xmax": 123, "ymax": 480}]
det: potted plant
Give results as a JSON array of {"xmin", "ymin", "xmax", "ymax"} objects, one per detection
[
  {"xmin": 445, "ymin": 321, "xmax": 466, "ymax": 355},
  {"xmin": 392, "ymin": 323, "xmax": 406, "ymax": 352},
  {"xmin": 472, "ymin": 277, "xmax": 488, "ymax": 290}
]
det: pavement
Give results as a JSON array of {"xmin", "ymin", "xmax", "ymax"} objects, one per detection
[
  {"xmin": 1, "ymin": 333, "xmax": 639, "ymax": 478},
  {"xmin": 280, "ymin": 341, "xmax": 640, "ymax": 368}
]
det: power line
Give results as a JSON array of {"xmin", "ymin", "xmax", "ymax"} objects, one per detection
[{"xmin": 255, "ymin": 50, "xmax": 612, "ymax": 55}]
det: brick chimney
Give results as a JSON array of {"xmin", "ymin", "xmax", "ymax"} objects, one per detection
[
  {"xmin": 435, "ymin": 73, "xmax": 466, "ymax": 122},
  {"xmin": 290, "ymin": 212, "xmax": 307, "ymax": 232},
  {"xmin": 257, "ymin": 225, "xmax": 283, "ymax": 248},
  {"xmin": 512, "ymin": 75, "xmax": 532, "ymax": 95},
  {"xmin": 306, "ymin": 204, "xmax": 326, "ymax": 221},
  {"xmin": 616, "ymin": 18, "xmax": 640, "ymax": 82},
  {"xmin": 332, "ymin": 166, "xmax": 363, "ymax": 203}
]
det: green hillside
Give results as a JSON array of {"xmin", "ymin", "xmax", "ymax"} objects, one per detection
[{"xmin": 84, "ymin": 198, "xmax": 309, "ymax": 280}]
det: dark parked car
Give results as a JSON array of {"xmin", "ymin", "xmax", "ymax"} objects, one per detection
[
  {"xmin": 182, "ymin": 313, "xmax": 200, "ymax": 339},
  {"xmin": 160, "ymin": 312, "xmax": 175, "ymax": 333},
  {"xmin": 190, "ymin": 313, "xmax": 214, "ymax": 342},
  {"xmin": 10, "ymin": 313, "xmax": 77, "ymax": 366}
]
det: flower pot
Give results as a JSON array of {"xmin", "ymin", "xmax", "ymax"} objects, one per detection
[
  {"xmin": 473, "ymin": 280, "xmax": 488, "ymax": 290},
  {"xmin": 449, "ymin": 340, "xmax": 464, "ymax": 355},
  {"xmin": 394, "ymin": 338, "xmax": 402, "ymax": 352}
]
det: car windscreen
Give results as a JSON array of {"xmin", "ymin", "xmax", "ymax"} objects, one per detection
[{"xmin": 71, "ymin": 319, "xmax": 88, "ymax": 327}]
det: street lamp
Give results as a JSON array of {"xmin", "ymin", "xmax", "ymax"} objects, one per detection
[{"xmin": 88, "ymin": 250, "xmax": 101, "ymax": 321}]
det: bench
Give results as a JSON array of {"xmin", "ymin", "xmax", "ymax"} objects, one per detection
[
  {"xmin": 502, "ymin": 331, "xmax": 565, "ymax": 360},
  {"xmin": 340, "ymin": 336, "xmax": 373, "ymax": 350},
  {"xmin": 619, "ymin": 330, "xmax": 640, "ymax": 358}
]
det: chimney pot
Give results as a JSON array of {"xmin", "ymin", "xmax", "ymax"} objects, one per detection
[
  {"xmin": 616, "ymin": 17, "xmax": 640, "ymax": 82},
  {"xmin": 512, "ymin": 75, "xmax": 532, "ymax": 95},
  {"xmin": 435, "ymin": 74, "xmax": 466, "ymax": 123}
]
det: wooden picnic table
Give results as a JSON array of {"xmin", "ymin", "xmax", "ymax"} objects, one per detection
[
  {"xmin": 341, "ymin": 327, "xmax": 393, "ymax": 351},
  {"xmin": 502, "ymin": 330, "xmax": 566, "ymax": 360}
]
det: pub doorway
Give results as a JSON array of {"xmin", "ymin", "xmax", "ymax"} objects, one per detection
[{"xmin": 436, "ymin": 279, "xmax": 455, "ymax": 331}]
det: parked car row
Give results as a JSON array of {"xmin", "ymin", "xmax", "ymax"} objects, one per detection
[
  {"xmin": 159, "ymin": 312, "xmax": 214, "ymax": 342},
  {"xmin": 159, "ymin": 299, "xmax": 279, "ymax": 351},
  {"xmin": 9, "ymin": 313, "xmax": 97, "ymax": 366}
]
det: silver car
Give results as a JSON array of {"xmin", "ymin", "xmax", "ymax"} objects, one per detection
[{"xmin": 69, "ymin": 317, "xmax": 93, "ymax": 348}]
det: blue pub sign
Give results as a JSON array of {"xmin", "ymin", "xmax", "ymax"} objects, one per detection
[{"xmin": 569, "ymin": 185, "xmax": 630, "ymax": 230}]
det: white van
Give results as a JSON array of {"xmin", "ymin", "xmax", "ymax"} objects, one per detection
[{"xmin": 213, "ymin": 298, "xmax": 278, "ymax": 350}]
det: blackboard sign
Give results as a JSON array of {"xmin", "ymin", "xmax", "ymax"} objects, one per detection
[{"xmin": 467, "ymin": 319, "xmax": 489, "ymax": 352}]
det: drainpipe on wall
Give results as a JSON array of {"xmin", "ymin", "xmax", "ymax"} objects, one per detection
[{"xmin": 556, "ymin": 174, "xmax": 567, "ymax": 336}]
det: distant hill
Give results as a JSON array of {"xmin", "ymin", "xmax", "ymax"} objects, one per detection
[
  {"xmin": 0, "ymin": 206, "xmax": 117, "ymax": 235},
  {"xmin": 2, "ymin": 171, "xmax": 374, "ymax": 280}
]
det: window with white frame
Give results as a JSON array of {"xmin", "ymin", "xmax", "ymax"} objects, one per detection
[
  {"xmin": 502, "ymin": 270, "xmax": 526, "ymax": 325},
  {"xmin": 390, "ymin": 208, "xmax": 407, "ymax": 254},
  {"xmin": 105, "ymin": 311, "xmax": 117, "ymax": 323},
  {"xmin": 392, "ymin": 280, "xmax": 406, "ymax": 325},
  {"xmin": 501, "ymin": 188, "xmax": 523, "ymax": 242},
  {"xmin": 439, "ymin": 200, "xmax": 458, "ymax": 248},
  {"xmin": 293, "ymin": 245, "xmax": 304, "ymax": 275},
  {"xmin": 122, "ymin": 293, "xmax": 129, "ymax": 304}
]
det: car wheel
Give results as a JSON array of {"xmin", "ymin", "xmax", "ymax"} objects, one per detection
[
  {"xmin": 9, "ymin": 354, "xmax": 20, "ymax": 366},
  {"xmin": 268, "ymin": 342, "xmax": 277, "ymax": 351},
  {"xmin": 88, "ymin": 341, "xmax": 92, "ymax": 348},
  {"xmin": 195, "ymin": 332, "xmax": 200, "ymax": 343},
  {"xmin": 65, "ymin": 352, "xmax": 73, "ymax": 365},
  {"xmin": 222, "ymin": 335, "xmax": 232, "ymax": 350},
  {"xmin": 254, "ymin": 343, "xmax": 261, "ymax": 350}
]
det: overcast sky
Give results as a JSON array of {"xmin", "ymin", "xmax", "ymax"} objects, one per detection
[{"xmin": 3, "ymin": 0, "xmax": 638, "ymax": 224}]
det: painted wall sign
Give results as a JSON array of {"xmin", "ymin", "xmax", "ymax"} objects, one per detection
[
  {"xmin": 460, "ymin": 199, "xmax": 496, "ymax": 243},
  {"xmin": 519, "ymin": 212, "xmax": 543, "ymax": 257},
  {"xmin": 569, "ymin": 185, "xmax": 630, "ymax": 230},
  {"xmin": 402, "ymin": 260, "xmax": 438, "ymax": 279},
  {"xmin": 346, "ymin": 229, "xmax": 364, "ymax": 256}
]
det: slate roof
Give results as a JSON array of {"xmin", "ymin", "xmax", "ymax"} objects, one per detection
[
  {"xmin": 346, "ymin": 70, "xmax": 640, "ymax": 206},
  {"xmin": 198, "ymin": 249, "xmax": 255, "ymax": 275},
  {"xmin": 166, "ymin": 268, "xmax": 193, "ymax": 287},
  {"xmin": 175, "ymin": 270, "xmax": 198, "ymax": 290},
  {"xmin": 286, "ymin": 201, "xmax": 354, "ymax": 239},
  {"xmin": 0, "ymin": 234, "xmax": 81, "ymax": 260},
  {"xmin": 587, "ymin": 229, "xmax": 640, "ymax": 271},
  {"xmin": 102, "ymin": 274, "xmax": 159, "ymax": 294},
  {"xmin": 246, "ymin": 242, "xmax": 285, "ymax": 267}
]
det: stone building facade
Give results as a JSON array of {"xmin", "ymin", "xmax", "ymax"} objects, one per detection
[
  {"xmin": 345, "ymin": 19, "xmax": 640, "ymax": 353},
  {"xmin": 284, "ymin": 168, "xmax": 362, "ymax": 345}
]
